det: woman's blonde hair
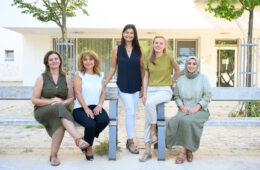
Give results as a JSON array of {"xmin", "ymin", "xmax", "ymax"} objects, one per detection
[
  {"xmin": 78, "ymin": 50, "xmax": 101, "ymax": 75},
  {"xmin": 149, "ymin": 36, "xmax": 167, "ymax": 65}
]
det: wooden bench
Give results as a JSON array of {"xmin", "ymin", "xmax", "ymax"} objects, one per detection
[
  {"xmin": 155, "ymin": 87, "xmax": 260, "ymax": 161},
  {"xmin": 0, "ymin": 86, "xmax": 119, "ymax": 160}
]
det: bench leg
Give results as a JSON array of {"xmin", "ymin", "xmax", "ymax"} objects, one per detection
[
  {"xmin": 108, "ymin": 100, "xmax": 118, "ymax": 160},
  {"xmin": 157, "ymin": 121, "xmax": 166, "ymax": 161},
  {"xmin": 109, "ymin": 121, "xmax": 117, "ymax": 160}
]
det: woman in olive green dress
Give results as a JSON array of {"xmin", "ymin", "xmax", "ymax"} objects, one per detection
[
  {"xmin": 165, "ymin": 56, "xmax": 212, "ymax": 164},
  {"xmin": 32, "ymin": 51, "xmax": 89, "ymax": 166}
]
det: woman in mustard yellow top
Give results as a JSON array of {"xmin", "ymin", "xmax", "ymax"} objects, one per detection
[{"xmin": 139, "ymin": 36, "xmax": 180, "ymax": 161}]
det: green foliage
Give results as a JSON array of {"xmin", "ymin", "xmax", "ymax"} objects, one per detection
[
  {"xmin": 12, "ymin": 0, "xmax": 89, "ymax": 39},
  {"xmin": 95, "ymin": 140, "xmax": 121, "ymax": 156},
  {"xmin": 206, "ymin": 0, "xmax": 260, "ymax": 21},
  {"xmin": 25, "ymin": 125, "xmax": 44, "ymax": 128},
  {"xmin": 228, "ymin": 101, "xmax": 260, "ymax": 117},
  {"xmin": 12, "ymin": 0, "xmax": 88, "ymax": 23},
  {"xmin": 24, "ymin": 147, "xmax": 33, "ymax": 152}
]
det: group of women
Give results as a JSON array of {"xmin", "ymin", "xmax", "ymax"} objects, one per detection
[{"xmin": 32, "ymin": 24, "xmax": 212, "ymax": 166}]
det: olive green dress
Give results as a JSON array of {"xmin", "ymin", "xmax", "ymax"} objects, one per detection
[
  {"xmin": 165, "ymin": 74, "xmax": 212, "ymax": 152},
  {"xmin": 34, "ymin": 73, "xmax": 74, "ymax": 137}
]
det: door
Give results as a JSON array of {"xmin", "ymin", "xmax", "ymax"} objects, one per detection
[{"xmin": 216, "ymin": 47, "xmax": 237, "ymax": 87}]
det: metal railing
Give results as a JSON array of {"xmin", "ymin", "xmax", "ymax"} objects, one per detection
[{"xmin": 54, "ymin": 38, "xmax": 77, "ymax": 78}]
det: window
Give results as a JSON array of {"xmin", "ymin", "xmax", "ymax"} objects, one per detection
[
  {"xmin": 5, "ymin": 50, "xmax": 14, "ymax": 61},
  {"xmin": 176, "ymin": 40, "xmax": 197, "ymax": 74}
]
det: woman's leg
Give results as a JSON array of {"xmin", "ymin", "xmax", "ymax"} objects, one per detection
[
  {"xmin": 60, "ymin": 118, "xmax": 89, "ymax": 149},
  {"xmin": 92, "ymin": 107, "xmax": 110, "ymax": 138},
  {"xmin": 73, "ymin": 108, "xmax": 96, "ymax": 146},
  {"xmin": 119, "ymin": 91, "xmax": 139, "ymax": 152},
  {"xmin": 50, "ymin": 125, "xmax": 65, "ymax": 166},
  {"xmin": 145, "ymin": 87, "xmax": 172, "ymax": 143}
]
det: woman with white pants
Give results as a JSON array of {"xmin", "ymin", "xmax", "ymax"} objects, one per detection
[
  {"xmin": 105, "ymin": 24, "xmax": 144, "ymax": 154},
  {"xmin": 139, "ymin": 36, "xmax": 180, "ymax": 162}
]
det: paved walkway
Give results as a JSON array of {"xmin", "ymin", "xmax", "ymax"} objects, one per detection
[{"xmin": 0, "ymin": 100, "xmax": 260, "ymax": 170}]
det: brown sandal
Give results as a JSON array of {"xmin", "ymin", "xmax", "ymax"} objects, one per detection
[
  {"xmin": 75, "ymin": 138, "xmax": 89, "ymax": 153},
  {"xmin": 126, "ymin": 140, "xmax": 139, "ymax": 154},
  {"xmin": 186, "ymin": 150, "xmax": 193, "ymax": 162},
  {"xmin": 175, "ymin": 151, "xmax": 186, "ymax": 164}
]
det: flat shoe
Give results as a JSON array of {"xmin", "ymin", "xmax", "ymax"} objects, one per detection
[
  {"xmin": 186, "ymin": 150, "xmax": 193, "ymax": 162},
  {"xmin": 175, "ymin": 151, "xmax": 185, "ymax": 164},
  {"xmin": 49, "ymin": 157, "xmax": 60, "ymax": 166},
  {"xmin": 85, "ymin": 147, "xmax": 94, "ymax": 161},
  {"xmin": 85, "ymin": 154, "xmax": 94, "ymax": 161},
  {"xmin": 126, "ymin": 140, "xmax": 139, "ymax": 154},
  {"xmin": 139, "ymin": 152, "xmax": 152, "ymax": 162}
]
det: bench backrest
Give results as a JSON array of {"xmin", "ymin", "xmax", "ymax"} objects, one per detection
[
  {"xmin": 0, "ymin": 86, "xmax": 260, "ymax": 101},
  {"xmin": 0, "ymin": 86, "xmax": 118, "ymax": 100},
  {"xmin": 211, "ymin": 87, "xmax": 260, "ymax": 101}
]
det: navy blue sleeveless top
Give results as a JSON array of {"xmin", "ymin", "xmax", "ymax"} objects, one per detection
[{"xmin": 116, "ymin": 45, "xmax": 142, "ymax": 93}]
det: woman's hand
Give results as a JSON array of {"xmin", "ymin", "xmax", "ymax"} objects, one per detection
[
  {"xmin": 51, "ymin": 97, "xmax": 64, "ymax": 105},
  {"xmin": 93, "ymin": 105, "xmax": 102, "ymax": 115},
  {"xmin": 139, "ymin": 87, "xmax": 144, "ymax": 98},
  {"xmin": 84, "ymin": 107, "xmax": 94, "ymax": 119},
  {"xmin": 188, "ymin": 104, "xmax": 201, "ymax": 114},
  {"xmin": 142, "ymin": 96, "xmax": 146, "ymax": 106},
  {"xmin": 179, "ymin": 104, "xmax": 189, "ymax": 113}
]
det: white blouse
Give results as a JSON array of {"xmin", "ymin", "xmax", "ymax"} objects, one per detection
[{"xmin": 74, "ymin": 71, "xmax": 103, "ymax": 109}]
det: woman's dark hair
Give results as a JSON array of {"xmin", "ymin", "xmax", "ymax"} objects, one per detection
[
  {"xmin": 43, "ymin": 50, "xmax": 66, "ymax": 76},
  {"xmin": 121, "ymin": 24, "xmax": 142, "ymax": 56}
]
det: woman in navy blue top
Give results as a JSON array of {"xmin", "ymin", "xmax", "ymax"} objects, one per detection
[{"xmin": 105, "ymin": 24, "xmax": 144, "ymax": 154}]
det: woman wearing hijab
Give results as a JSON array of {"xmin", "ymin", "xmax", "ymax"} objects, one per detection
[{"xmin": 165, "ymin": 56, "xmax": 212, "ymax": 164}]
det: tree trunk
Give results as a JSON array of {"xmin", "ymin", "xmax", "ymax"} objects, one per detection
[
  {"xmin": 246, "ymin": 8, "xmax": 254, "ymax": 87},
  {"xmin": 61, "ymin": 0, "xmax": 67, "ymax": 43}
]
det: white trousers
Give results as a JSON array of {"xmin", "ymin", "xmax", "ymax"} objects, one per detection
[
  {"xmin": 144, "ymin": 86, "xmax": 172, "ymax": 143},
  {"xmin": 119, "ymin": 90, "xmax": 139, "ymax": 139}
]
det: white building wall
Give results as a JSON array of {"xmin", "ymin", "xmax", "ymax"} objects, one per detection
[
  {"xmin": 22, "ymin": 34, "xmax": 52, "ymax": 86},
  {"xmin": 0, "ymin": 27, "xmax": 22, "ymax": 83}
]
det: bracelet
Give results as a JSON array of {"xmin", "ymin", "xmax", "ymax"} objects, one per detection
[{"xmin": 97, "ymin": 104, "xmax": 102, "ymax": 108}]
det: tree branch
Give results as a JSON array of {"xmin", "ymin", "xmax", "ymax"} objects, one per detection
[{"xmin": 42, "ymin": 0, "xmax": 61, "ymax": 26}]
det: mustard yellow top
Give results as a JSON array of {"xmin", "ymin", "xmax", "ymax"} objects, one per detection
[{"xmin": 144, "ymin": 54, "xmax": 173, "ymax": 86}]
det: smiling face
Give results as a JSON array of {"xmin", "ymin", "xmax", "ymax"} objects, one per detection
[
  {"xmin": 83, "ymin": 55, "xmax": 95, "ymax": 71},
  {"xmin": 47, "ymin": 53, "xmax": 61, "ymax": 69},
  {"xmin": 153, "ymin": 37, "xmax": 166, "ymax": 54},
  {"xmin": 187, "ymin": 59, "xmax": 197, "ymax": 73},
  {"xmin": 122, "ymin": 28, "xmax": 135, "ymax": 42}
]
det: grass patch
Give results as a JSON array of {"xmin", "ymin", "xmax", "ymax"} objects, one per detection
[
  {"xmin": 95, "ymin": 140, "xmax": 121, "ymax": 156},
  {"xmin": 24, "ymin": 147, "xmax": 33, "ymax": 152},
  {"xmin": 228, "ymin": 101, "xmax": 260, "ymax": 117},
  {"xmin": 25, "ymin": 125, "xmax": 44, "ymax": 129}
]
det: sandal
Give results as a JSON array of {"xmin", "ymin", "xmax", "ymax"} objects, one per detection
[
  {"xmin": 151, "ymin": 132, "xmax": 158, "ymax": 144},
  {"xmin": 126, "ymin": 140, "xmax": 139, "ymax": 154},
  {"xmin": 186, "ymin": 150, "xmax": 193, "ymax": 162},
  {"xmin": 85, "ymin": 147, "xmax": 94, "ymax": 161},
  {"xmin": 75, "ymin": 138, "xmax": 89, "ymax": 153},
  {"xmin": 139, "ymin": 152, "xmax": 152, "ymax": 162},
  {"xmin": 49, "ymin": 156, "xmax": 60, "ymax": 166},
  {"xmin": 175, "ymin": 151, "xmax": 186, "ymax": 164}
]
